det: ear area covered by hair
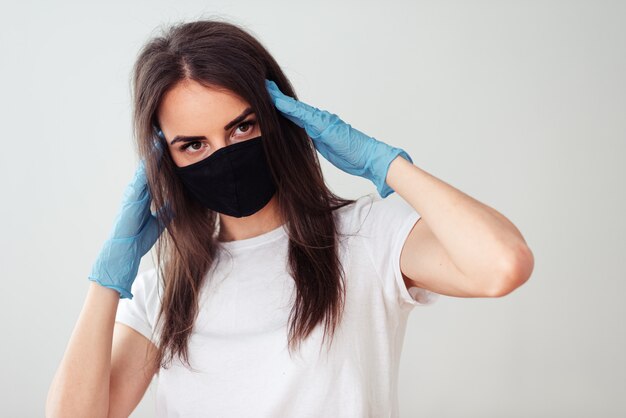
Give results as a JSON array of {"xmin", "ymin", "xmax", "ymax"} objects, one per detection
[{"xmin": 140, "ymin": 136, "xmax": 174, "ymax": 227}]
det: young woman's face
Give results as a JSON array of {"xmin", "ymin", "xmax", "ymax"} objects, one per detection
[{"xmin": 156, "ymin": 79, "xmax": 262, "ymax": 168}]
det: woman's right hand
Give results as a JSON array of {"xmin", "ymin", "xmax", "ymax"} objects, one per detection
[{"xmin": 88, "ymin": 143, "xmax": 172, "ymax": 299}]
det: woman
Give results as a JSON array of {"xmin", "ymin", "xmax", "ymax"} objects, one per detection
[{"xmin": 46, "ymin": 19, "xmax": 534, "ymax": 417}]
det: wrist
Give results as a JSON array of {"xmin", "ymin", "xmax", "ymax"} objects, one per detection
[{"xmin": 366, "ymin": 142, "xmax": 413, "ymax": 198}]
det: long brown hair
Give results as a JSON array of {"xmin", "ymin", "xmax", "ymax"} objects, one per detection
[{"xmin": 131, "ymin": 17, "xmax": 356, "ymax": 373}]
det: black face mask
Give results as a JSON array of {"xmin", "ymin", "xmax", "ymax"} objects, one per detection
[{"xmin": 172, "ymin": 135, "xmax": 277, "ymax": 218}]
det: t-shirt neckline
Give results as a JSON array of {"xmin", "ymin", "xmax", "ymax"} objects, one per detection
[{"xmin": 216, "ymin": 223, "xmax": 288, "ymax": 251}]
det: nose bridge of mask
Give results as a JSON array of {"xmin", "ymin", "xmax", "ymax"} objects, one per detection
[
  {"xmin": 206, "ymin": 135, "xmax": 246, "ymax": 155},
  {"xmin": 176, "ymin": 135, "xmax": 264, "ymax": 171}
]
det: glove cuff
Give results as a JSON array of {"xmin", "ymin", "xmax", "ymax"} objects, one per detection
[
  {"xmin": 365, "ymin": 142, "xmax": 413, "ymax": 198},
  {"xmin": 87, "ymin": 276, "xmax": 134, "ymax": 299}
]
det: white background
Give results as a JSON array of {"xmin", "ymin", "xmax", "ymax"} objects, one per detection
[{"xmin": 0, "ymin": 0, "xmax": 624, "ymax": 416}]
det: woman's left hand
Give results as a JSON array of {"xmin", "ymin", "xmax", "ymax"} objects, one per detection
[{"xmin": 265, "ymin": 79, "xmax": 413, "ymax": 198}]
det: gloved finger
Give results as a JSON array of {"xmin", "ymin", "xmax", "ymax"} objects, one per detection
[
  {"xmin": 150, "ymin": 138, "xmax": 165, "ymax": 166},
  {"xmin": 152, "ymin": 201, "xmax": 175, "ymax": 227},
  {"xmin": 265, "ymin": 79, "xmax": 340, "ymax": 139},
  {"xmin": 264, "ymin": 80, "xmax": 313, "ymax": 122},
  {"xmin": 137, "ymin": 214, "xmax": 165, "ymax": 255},
  {"xmin": 137, "ymin": 202, "xmax": 175, "ymax": 254},
  {"xmin": 110, "ymin": 189, "xmax": 152, "ymax": 239},
  {"xmin": 265, "ymin": 79, "xmax": 306, "ymax": 124},
  {"xmin": 120, "ymin": 161, "xmax": 150, "ymax": 205}
]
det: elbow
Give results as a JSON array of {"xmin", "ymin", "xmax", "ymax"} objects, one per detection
[{"xmin": 489, "ymin": 243, "xmax": 535, "ymax": 298}]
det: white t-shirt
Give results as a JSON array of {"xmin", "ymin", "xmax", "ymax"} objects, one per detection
[{"xmin": 115, "ymin": 192, "xmax": 439, "ymax": 417}]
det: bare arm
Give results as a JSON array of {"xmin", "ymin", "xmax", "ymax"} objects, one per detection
[
  {"xmin": 388, "ymin": 155, "xmax": 534, "ymax": 296},
  {"xmin": 46, "ymin": 154, "xmax": 169, "ymax": 417},
  {"xmin": 46, "ymin": 282, "xmax": 120, "ymax": 418}
]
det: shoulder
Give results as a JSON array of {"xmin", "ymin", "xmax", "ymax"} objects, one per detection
[
  {"xmin": 332, "ymin": 193, "xmax": 377, "ymax": 235},
  {"xmin": 333, "ymin": 192, "xmax": 417, "ymax": 237},
  {"xmin": 128, "ymin": 266, "xmax": 162, "ymax": 311},
  {"xmin": 136, "ymin": 266, "xmax": 159, "ymax": 291}
]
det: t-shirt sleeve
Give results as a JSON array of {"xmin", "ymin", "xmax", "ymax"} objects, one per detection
[
  {"xmin": 353, "ymin": 193, "xmax": 440, "ymax": 307},
  {"xmin": 115, "ymin": 267, "xmax": 160, "ymax": 346}
]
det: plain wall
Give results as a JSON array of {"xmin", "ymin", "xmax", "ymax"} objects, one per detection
[{"xmin": 0, "ymin": 0, "xmax": 624, "ymax": 416}]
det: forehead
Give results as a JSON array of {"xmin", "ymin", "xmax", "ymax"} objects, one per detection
[{"xmin": 156, "ymin": 79, "xmax": 251, "ymax": 132}]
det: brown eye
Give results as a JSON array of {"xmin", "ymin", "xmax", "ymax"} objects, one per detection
[
  {"xmin": 180, "ymin": 141, "xmax": 206, "ymax": 153},
  {"xmin": 234, "ymin": 120, "xmax": 256, "ymax": 136}
]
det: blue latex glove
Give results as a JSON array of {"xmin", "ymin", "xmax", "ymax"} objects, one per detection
[
  {"xmin": 88, "ymin": 143, "xmax": 172, "ymax": 299},
  {"xmin": 265, "ymin": 79, "xmax": 413, "ymax": 198}
]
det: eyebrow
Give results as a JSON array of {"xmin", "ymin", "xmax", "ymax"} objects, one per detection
[{"xmin": 169, "ymin": 107, "xmax": 255, "ymax": 146}]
